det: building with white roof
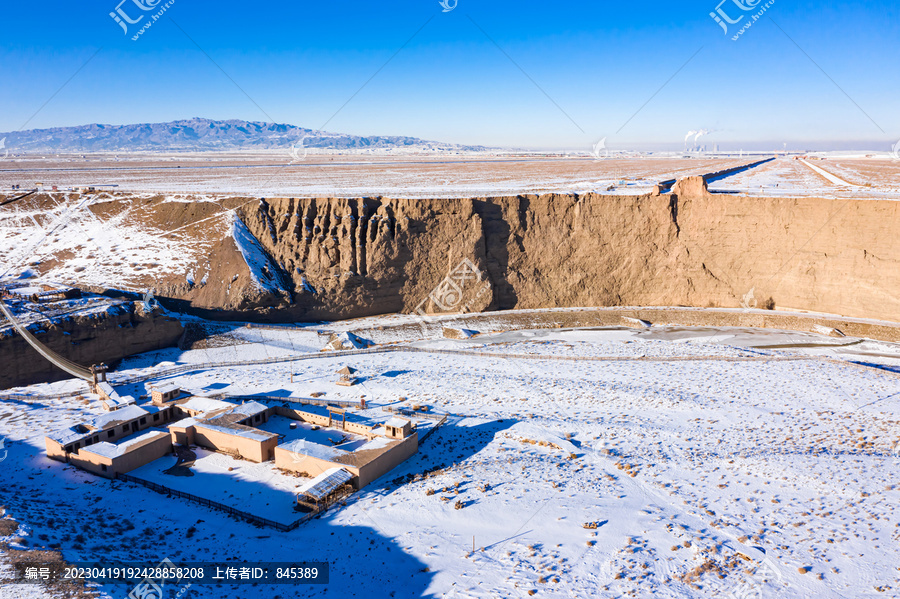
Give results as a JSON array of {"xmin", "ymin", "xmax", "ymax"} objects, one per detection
[
  {"xmin": 45, "ymin": 403, "xmax": 176, "ymax": 477},
  {"xmin": 151, "ymin": 383, "xmax": 183, "ymax": 404},
  {"xmin": 45, "ymin": 387, "xmax": 426, "ymax": 506},
  {"xmin": 273, "ymin": 409, "xmax": 419, "ymax": 489},
  {"xmin": 384, "ymin": 417, "xmax": 413, "ymax": 440}
]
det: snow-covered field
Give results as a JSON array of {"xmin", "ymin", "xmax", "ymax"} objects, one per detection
[
  {"xmin": 0, "ymin": 154, "xmax": 847, "ymax": 199},
  {"xmin": 707, "ymin": 158, "xmax": 900, "ymax": 199},
  {"xmin": 0, "ymin": 191, "xmax": 231, "ymax": 290},
  {"xmin": 1, "ymin": 319, "xmax": 899, "ymax": 598},
  {"xmin": 2, "ymin": 153, "xmax": 897, "ymax": 199}
]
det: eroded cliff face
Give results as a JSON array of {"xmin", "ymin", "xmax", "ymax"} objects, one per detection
[
  {"xmin": 226, "ymin": 193, "xmax": 689, "ymax": 320},
  {"xmin": 232, "ymin": 197, "xmax": 495, "ymax": 319},
  {"xmin": 0, "ymin": 303, "xmax": 183, "ymax": 389},
  {"xmin": 214, "ymin": 192, "xmax": 898, "ymax": 324},
  {"xmin": 7, "ymin": 190, "xmax": 895, "ymax": 389}
]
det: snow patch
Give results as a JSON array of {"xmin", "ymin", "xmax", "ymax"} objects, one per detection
[
  {"xmin": 324, "ymin": 331, "xmax": 374, "ymax": 351},
  {"xmin": 230, "ymin": 214, "xmax": 285, "ymax": 294}
]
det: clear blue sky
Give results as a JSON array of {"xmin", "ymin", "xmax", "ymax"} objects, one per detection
[{"xmin": 0, "ymin": 0, "xmax": 897, "ymax": 150}]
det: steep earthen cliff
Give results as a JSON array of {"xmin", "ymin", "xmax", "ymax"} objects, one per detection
[
  {"xmin": 0, "ymin": 303, "xmax": 183, "ymax": 389},
  {"xmin": 7, "ymin": 189, "xmax": 898, "ymax": 326},
  {"xmin": 215, "ymin": 192, "xmax": 899, "ymax": 324}
]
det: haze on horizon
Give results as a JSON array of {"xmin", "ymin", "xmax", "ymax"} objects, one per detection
[{"xmin": 0, "ymin": 0, "xmax": 897, "ymax": 152}]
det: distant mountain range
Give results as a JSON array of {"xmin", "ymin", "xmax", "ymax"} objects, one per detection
[{"xmin": 0, "ymin": 118, "xmax": 485, "ymax": 153}]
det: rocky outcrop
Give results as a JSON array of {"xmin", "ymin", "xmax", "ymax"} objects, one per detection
[{"xmin": 671, "ymin": 176, "xmax": 710, "ymax": 200}]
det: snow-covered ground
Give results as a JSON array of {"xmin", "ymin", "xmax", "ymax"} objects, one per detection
[
  {"xmin": 1, "ymin": 320, "xmax": 899, "ymax": 598},
  {"xmin": 0, "ymin": 191, "xmax": 231, "ymax": 290},
  {"xmin": 3, "ymin": 153, "xmax": 898, "ymax": 200},
  {"xmin": 128, "ymin": 447, "xmax": 305, "ymax": 527},
  {"xmin": 707, "ymin": 158, "xmax": 900, "ymax": 199}
]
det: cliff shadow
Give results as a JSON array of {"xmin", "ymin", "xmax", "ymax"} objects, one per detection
[{"xmin": 472, "ymin": 200, "xmax": 518, "ymax": 310}]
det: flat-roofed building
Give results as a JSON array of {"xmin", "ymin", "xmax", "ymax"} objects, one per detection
[
  {"xmin": 45, "ymin": 389, "xmax": 428, "ymax": 511},
  {"xmin": 384, "ymin": 417, "xmax": 412, "ymax": 440},
  {"xmin": 70, "ymin": 430, "xmax": 173, "ymax": 479},
  {"xmin": 151, "ymin": 383, "xmax": 183, "ymax": 405},
  {"xmin": 44, "ymin": 403, "xmax": 178, "ymax": 474}
]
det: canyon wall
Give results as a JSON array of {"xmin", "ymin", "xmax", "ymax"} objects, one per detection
[
  {"xmin": 4, "ymin": 189, "xmax": 898, "ymax": 389},
  {"xmin": 0, "ymin": 303, "xmax": 183, "ymax": 389},
  {"xmin": 207, "ymin": 192, "xmax": 899, "ymax": 324}
]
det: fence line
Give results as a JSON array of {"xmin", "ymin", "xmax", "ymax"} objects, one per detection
[
  {"xmin": 244, "ymin": 323, "xmax": 329, "ymax": 334},
  {"xmin": 3, "ymin": 343, "xmax": 894, "ymax": 404},
  {"xmin": 418, "ymin": 414, "xmax": 448, "ymax": 443},
  {"xmin": 380, "ymin": 405, "xmax": 449, "ymax": 422},
  {"xmin": 392, "ymin": 347, "xmax": 821, "ymax": 363},
  {"xmin": 113, "ymin": 345, "xmax": 819, "ymax": 390},
  {"xmin": 225, "ymin": 394, "xmax": 360, "ymax": 409},
  {"xmin": 118, "ymin": 473, "xmax": 316, "ymax": 532},
  {"xmin": 108, "ymin": 346, "xmax": 398, "ymax": 387},
  {"xmin": 0, "ymin": 386, "xmax": 90, "ymax": 403}
]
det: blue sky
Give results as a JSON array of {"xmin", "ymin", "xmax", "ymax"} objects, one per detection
[{"xmin": 0, "ymin": 0, "xmax": 897, "ymax": 149}]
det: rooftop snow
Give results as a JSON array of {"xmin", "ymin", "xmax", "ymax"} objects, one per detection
[
  {"xmin": 96, "ymin": 382, "xmax": 120, "ymax": 400},
  {"xmin": 137, "ymin": 402, "xmax": 168, "ymax": 415},
  {"xmin": 229, "ymin": 401, "xmax": 268, "ymax": 419},
  {"xmin": 195, "ymin": 422, "xmax": 278, "ymax": 443},
  {"xmin": 353, "ymin": 436, "xmax": 393, "ymax": 453},
  {"xmin": 80, "ymin": 430, "xmax": 169, "ymax": 459},
  {"xmin": 177, "ymin": 396, "xmax": 235, "ymax": 415},
  {"xmin": 384, "ymin": 417, "xmax": 411, "ymax": 429},
  {"xmin": 153, "ymin": 383, "xmax": 181, "ymax": 395},
  {"xmin": 47, "ymin": 425, "xmax": 93, "ymax": 446},
  {"xmin": 103, "ymin": 394, "xmax": 136, "ymax": 408},
  {"xmin": 89, "ymin": 405, "xmax": 149, "ymax": 431},
  {"xmin": 278, "ymin": 439, "xmax": 348, "ymax": 461}
]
